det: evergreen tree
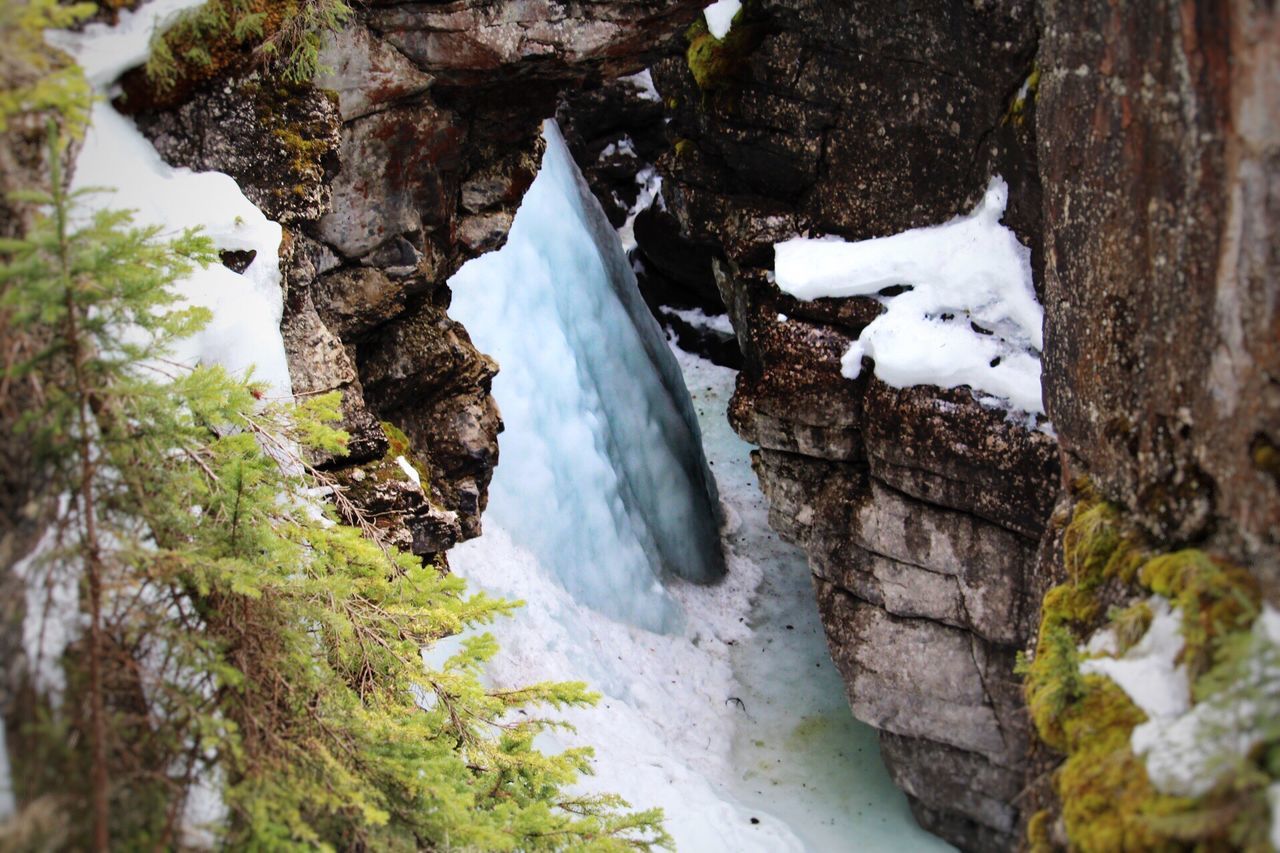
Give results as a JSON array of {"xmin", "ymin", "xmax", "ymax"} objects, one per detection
[{"xmin": 0, "ymin": 124, "xmax": 668, "ymax": 851}]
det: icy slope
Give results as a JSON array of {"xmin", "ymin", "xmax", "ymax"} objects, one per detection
[{"xmin": 448, "ymin": 120, "xmax": 723, "ymax": 633}]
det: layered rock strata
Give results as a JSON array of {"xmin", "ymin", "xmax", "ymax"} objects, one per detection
[{"xmin": 650, "ymin": 2, "xmax": 1057, "ymax": 848}]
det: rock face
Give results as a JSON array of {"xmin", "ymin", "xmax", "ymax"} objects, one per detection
[
  {"xmin": 647, "ymin": 2, "xmax": 1059, "ymax": 848},
  {"xmin": 1038, "ymin": 0, "xmax": 1280, "ymax": 580},
  {"xmin": 130, "ymin": 1, "xmax": 704, "ymax": 553}
]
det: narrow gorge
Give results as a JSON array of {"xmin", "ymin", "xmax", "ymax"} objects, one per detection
[{"xmin": 1, "ymin": 1, "xmax": 1277, "ymax": 851}]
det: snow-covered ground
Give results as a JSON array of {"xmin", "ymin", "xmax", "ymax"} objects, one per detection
[{"xmin": 450, "ymin": 343, "xmax": 953, "ymax": 851}]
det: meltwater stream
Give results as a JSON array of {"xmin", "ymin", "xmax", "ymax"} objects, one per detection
[{"xmin": 448, "ymin": 122, "xmax": 951, "ymax": 850}]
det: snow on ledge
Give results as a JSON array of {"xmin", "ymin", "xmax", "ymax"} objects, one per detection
[
  {"xmin": 703, "ymin": 0, "xmax": 742, "ymax": 40},
  {"xmin": 618, "ymin": 68, "xmax": 661, "ymax": 102},
  {"xmin": 773, "ymin": 177, "xmax": 1045, "ymax": 417}
]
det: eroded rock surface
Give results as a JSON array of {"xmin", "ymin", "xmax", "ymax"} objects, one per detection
[
  {"xmin": 1038, "ymin": 0, "xmax": 1280, "ymax": 577},
  {"xmin": 652, "ymin": 2, "xmax": 1056, "ymax": 848},
  {"xmin": 129, "ymin": 2, "xmax": 704, "ymax": 554}
]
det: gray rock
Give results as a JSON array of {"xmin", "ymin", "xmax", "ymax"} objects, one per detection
[
  {"xmin": 879, "ymin": 731, "xmax": 1021, "ymax": 835},
  {"xmin": 316, "ymin": 104, "xmax": 460, "ymax": 259},
  {"xmin": 316, "ymin": 25, "xmax": 433, "ymax": 122},
  {"xmin": 280, "ymin": 291, "xmax": 387, "ymax": 466},
  {"xmin": 816, "ymin": 580, "xmax": 1024, "ymax": 768}
]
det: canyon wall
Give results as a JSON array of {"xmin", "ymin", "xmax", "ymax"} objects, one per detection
[
  {"xmin": 647, "ymin": 3, "xmax": 1058, "ymax": 847},
  {"xmin": 1037, "ymin": 0, "xmax": 1279, "ymax": 574},
  {"xmin": 127, "ymin": 0, "xmax": 704, "ymax": 562},
  {"xmin": 646, "ymin": 1, "xmax": 1277, "ymax": 849},
  {"xmin": 7, "ymin": 1, "xmax": 1273, "ymax": 849}
]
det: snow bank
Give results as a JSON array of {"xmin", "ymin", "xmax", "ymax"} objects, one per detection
[
  {"xmin": 773, "ymin": 177, "xmax": 1044, "ymax": 416},
  {"xmin": 704, "ymin": 0, "xmax": 742, "ymax": 39},
  {"xmin": 51, "ymin": 0, "xmax": 292, "ymax": 399}
]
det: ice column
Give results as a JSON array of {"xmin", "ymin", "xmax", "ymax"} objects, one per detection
[{"xmin": 448, "ymin": 121, "xmax": 725, "ymax": 633}]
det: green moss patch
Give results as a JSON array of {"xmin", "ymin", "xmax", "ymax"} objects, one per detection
[
  {"xmin": 379, "ymin": 421, "xmax": 430, "ymax": 492},
  {"xmin": 1021, "ymin": 486, "xmax": 1273, "ymax": 850},
  {"xmin": 684, "ymin": 7, "xmax": 766, "ymax": 92}
]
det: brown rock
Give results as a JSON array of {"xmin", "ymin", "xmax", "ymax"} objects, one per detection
[{"xmin": 1038, "ymin": 0, "xmax": 1280, "ymax": 580}]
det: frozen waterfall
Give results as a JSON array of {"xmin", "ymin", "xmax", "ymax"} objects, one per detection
[
  {"xmin": 448, "ymin": 120, "xmax": 724, "ymax": 633},
  {"xmin": 445, "ymin": 119, "xmax": 952, "ymax": 852}
]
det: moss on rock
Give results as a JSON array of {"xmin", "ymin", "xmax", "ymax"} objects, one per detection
[
  {"xmin": 1023, "ymin": 484, "xmax": 1273, "ymax": 850},
  {"xmin": 683, "ymin": 6, "xmax": 766, "ymax": 92}
]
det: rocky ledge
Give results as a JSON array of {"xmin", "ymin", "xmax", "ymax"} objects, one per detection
[
  {"xmin": 646, "ymin": 2, "xmax": 1057, "ymax": 847},
  {"xmin": 128, "ymin": 0, "xmax": 705, "ymax": 560}
]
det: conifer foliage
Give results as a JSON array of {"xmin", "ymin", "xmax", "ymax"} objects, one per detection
[{"xmin": 0, "ymin": 6, "xmax": 670, "ymax": 850}]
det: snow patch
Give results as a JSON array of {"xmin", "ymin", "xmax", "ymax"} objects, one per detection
[
  {"xmin": 619, "ymin": 68, "xmax": 661, "ymax": 102},
  {"xmin": 395, "ymin": 456, "xmax": 421, "ymax": 487},
  {"xmin": 662, "ymin": 306, "xmax": 735, "ymax": 336},
  {"xmin": 1080, "ymin": 597, "xmax": 1189, "ymax": 718},
  {"xmin": 704, "ymin": 0, "xmax": 742, "ymax": 39},
  {"xmin": 52, "ymin": 1, "xmax": 292, "ymax": 399},
  {"xmin": 599, "ymin": 136, "xmax": 638, "ymax": 160},
  {"xmin": 1084, "ymin": 598, "xmax": 1280, "ymax": 801},
  {"xmin": 47, "ymin": 0, "xmax": 205, "ymax": 87},
  {"xmin": 774, "ymin": 177, "xmax": 1044, "ymax": 416},
  {"xmin": 617, "ymin": 165, "xmax": 663, "ymax": 254},
  {"xmin": 14, "ymin": 510, "xmax": 81, "ymax": 704},
  {"xmin": 1131, "ymin": 605, "xmax": 1280, "ymax": 798}
]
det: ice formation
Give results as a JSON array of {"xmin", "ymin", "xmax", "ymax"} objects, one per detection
[
  {"xmin": 704, "ymin": 0, "xmax": 743, "ymax": 39},
  {"xmin": 448, "ymin": 341, "xmax": 951, "ymax": 852},
  {"xmin": 774, "ymin": 177, "xmax": 1044, "ymax": 416},
  {"xmin": 448, "ymin": 121, "xmax": 724, "ymax": 633}
]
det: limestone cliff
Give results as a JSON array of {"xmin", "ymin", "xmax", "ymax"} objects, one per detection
[
  {"xmin": 21, "ymin": 1, "xmax": 1273, "ymax": 850},
  {"xmin": 647, "ymin": 3, "xmax": 1057, "ymax": 847}
]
